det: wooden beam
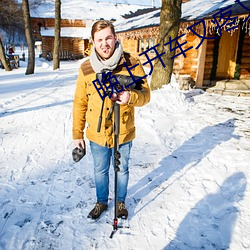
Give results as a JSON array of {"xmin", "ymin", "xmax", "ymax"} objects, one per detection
[{"xmin": 195, "ymin": 39, "xmax": 207, "ymax": 87}]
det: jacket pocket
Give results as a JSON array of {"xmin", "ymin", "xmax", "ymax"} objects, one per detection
[{"xmin": 120, "ymin": 106, "xmax": 134, "ymax": 133}]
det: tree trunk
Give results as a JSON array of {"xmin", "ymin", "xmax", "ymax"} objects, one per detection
[
  {"xmin": 22, "ymin": 0, "xmax": 35, "ymax": 75},
  {"xmin": 53, "ymin": 0, "xmax": 61, "ymax": 70},
  {"xmin": 0, "ymin": 37, "xmax": 11, "ymax": 71},
  {"xmin": 151, "ymin": 0, "xmax": 182, "ymax": 90}
]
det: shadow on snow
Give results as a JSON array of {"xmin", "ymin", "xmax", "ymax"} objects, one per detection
[
  {"xmin": 128, "ymin": 118, "xmax": 239, "ymax": 213},
  {"xmin": 0, "ymin": 100, "xmax": 73, "ymax": 117},
  {"xmin": 164, "ymin": 172, "xmax": 247, "ymax": 249}
]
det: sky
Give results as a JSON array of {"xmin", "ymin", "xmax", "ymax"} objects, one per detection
[{"xmin": 0, "ymin": 48, "xmax": 249, "ymax": 249}]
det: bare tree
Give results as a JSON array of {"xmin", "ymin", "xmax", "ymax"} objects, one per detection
[
  {"xmin": 0, "ymin": 37, "xmax": 11, "ymax": 71},
  {"xmin": 0, "ymin": 0, "xmax": 23, "ymax": 71},
  {"xmin": 0, "ymin": 0, "xmax": 24, "ymax": 36},
  {"xmin": 150, "ymin": 0, "xmax": 182, "ymax": 90},
  {"xmin": 53, "ymin": 0, "xmax": 61, "ymax": 70},
  {"xmin": 22, "ymin": 0, "xmax": 35, "ymax": 75}
]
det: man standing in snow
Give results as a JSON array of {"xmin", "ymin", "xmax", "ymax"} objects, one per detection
[{"xmin": 72, "ymin": 20, "xmax": 150, "ymax": 220}]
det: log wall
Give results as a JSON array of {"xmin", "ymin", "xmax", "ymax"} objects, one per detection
[
  {"xmin": 173, "ymin": 33, "xmax": 199, "ymax": 81},
  {"xmin": 41, "ymin": 37, "xmax": 87, "ymax": 58},
  {"xmin": 203, "ymin": 38, "xmax": 216, "ymax": 82},
  {"xmin": 240, "ymin": 35, "xmax": 250, "ymax": 79}
]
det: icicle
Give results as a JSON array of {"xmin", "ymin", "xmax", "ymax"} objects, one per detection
[
  {"xmin": 208, "ymin": 22, "xmax": 213, "ymax": 35},
  {"xmin": 242, "ymin": 21, "xmax": 245, "ymax": 30}
]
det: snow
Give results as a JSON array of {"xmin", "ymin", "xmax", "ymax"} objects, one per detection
[
  {"xmin": 181, "ymin": 0, "xmax": 250, "ymax": 21},
  {"xmin": 0, "ymin": 49, "xmax": 250, "ymax": 250},
  {"xmin": 40, "ymin": 27, "xmax": 92, "ymax": 39},
  {"xmin": 114, "ymin": 0, "xmax": 250, "ymax": 32},
  {"xmin": 114, "ymin": 9, "xmax": 160, "ymax": 33},
  {"xmin": 30, "ymin": 0, "xmax": 152, "ymax": 20},
  {"xmin": 93, "ymin": 0, "xmax": 161, "ymax": 7}
]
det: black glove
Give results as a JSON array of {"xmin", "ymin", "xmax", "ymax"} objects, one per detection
[{"xmin": 72, "ymin": 146, "xmax": 86, "ymax": 162}]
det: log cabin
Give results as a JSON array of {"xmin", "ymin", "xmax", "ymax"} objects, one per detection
[
  {"xmin": 114, "ymin": 0, "xmax": 250, "ymax": 93},
  {"xmin": 30, "ymin": 1, "xmax": 152, "ymax": 60},
  {"xmin": 31, "ymin": 18, "xmax": 92, "ymax": 60}
]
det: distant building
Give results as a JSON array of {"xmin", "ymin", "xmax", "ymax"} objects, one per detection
[{"xmin": 30, "ymin": 0, "xmax": 151, "ymax": 60}]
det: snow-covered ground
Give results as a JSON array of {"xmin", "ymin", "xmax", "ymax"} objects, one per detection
[{"xmin": 0, "ymin": 49, "xmax": 249, "ymax": 250}]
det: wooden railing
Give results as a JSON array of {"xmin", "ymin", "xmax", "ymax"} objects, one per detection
[{"xmin": 46, "ymin": 51, "xmax": 84, "ymax": 61}]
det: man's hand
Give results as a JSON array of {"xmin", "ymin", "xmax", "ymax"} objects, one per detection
[
  {"xmin": 74, "ymin": 139, "xmax": 85, "ymax": 149},
  {"xmin": 116, "ymin": 90, "xmax": 130, "ymax": 105}
]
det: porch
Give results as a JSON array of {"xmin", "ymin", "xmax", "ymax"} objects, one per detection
[{"xmin": 205, "ymin": 79, "xmax": 250, "ymax": 97}]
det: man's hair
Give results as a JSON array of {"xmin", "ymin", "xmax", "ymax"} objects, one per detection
[{"xmin": 91, "ymin": 20, "xmax": 116, "ymax": 40}]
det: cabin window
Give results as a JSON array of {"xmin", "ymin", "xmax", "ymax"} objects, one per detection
[
  {"xmin": 137, "ymin": 38, "xmax": 145, "ymax": 53},
  {"xmin": 149, "ymin": 38, "xmax": 155, "ymax": 53},
  {"xmin": 146, "ymin": 38, "xmax": 150, "ymax": 50},
  {"xmin": 137, "ymin": 39, "xmax": 140, "ymax": 53},
  {"xmin": 137, "ymin": 38, "xmax": 156, "ymax": 54}
]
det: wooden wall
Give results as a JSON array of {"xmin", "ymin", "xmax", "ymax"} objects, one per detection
[
  {"xmin": 240, "ymin": 35, "xmax": 250, "ymax": 79},
  {"xmin": 173, "ymin": 34, "xmax": 199, "ymax": 80},
  {"xmin": 41, "ymin": 36, "xmax": 88, "ymax": 58},
  {"xmin": 119, "ymin": 38, "xmax": 137, "ymax": 56},
  {"xmin": 32, "ymin": 18, "xmax": 86, "ymax": 29},
  {"xmin": 41, "ymin": 37, "xmax": 53, "ymax": 57},
  {"xmin": 203, "ymin": 38, "xmax": 217, "ymax": 83},
  {"xmin": 118, "ymin": 36, "xmax": 159, "ymax": 66}
]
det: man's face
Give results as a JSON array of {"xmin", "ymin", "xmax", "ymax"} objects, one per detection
[{"xmin": 93, "ymin": 27, "xmax": 117, "ymax": 60}]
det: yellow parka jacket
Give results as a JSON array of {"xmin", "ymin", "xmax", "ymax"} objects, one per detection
[{"xmin": 72, "ymin": 52, "xmax": 150, "ymax": 148}]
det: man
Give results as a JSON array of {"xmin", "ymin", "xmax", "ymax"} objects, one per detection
[{"xmin": 72, "ymin": 20, "xmax": 150, "ymax": 220}]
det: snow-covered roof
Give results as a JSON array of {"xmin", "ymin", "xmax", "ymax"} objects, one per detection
[
  {"xmin": 30, "ymin": 0, "xmax": 152, "ymax": 20},
  {"xmin": 40, "ymin": 27, "xmax": 91, "ymax": 39},
  {"xmin": 182, "ymin": 0, "xmax": 250, "ymax": 21},
  {"xmin": 114, "ymin": 0, "xmax": 250, "ymax": 33},
  {"xmin": 114, "ymin": 8, "xmax": 160, "ymax": 32}
]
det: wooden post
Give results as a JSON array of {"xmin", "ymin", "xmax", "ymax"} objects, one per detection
[{"xmin": 195, "ymin": 39, "xmax": 207, "ymax": 88}]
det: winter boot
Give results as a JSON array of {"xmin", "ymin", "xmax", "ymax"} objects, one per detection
[
  {"xmin": 87, "ymin": 202, "xmax": 108, "ymax": 220},
  {"xmin": 117, "ymin": 202, "xmax": 128, "ymax": 219}
]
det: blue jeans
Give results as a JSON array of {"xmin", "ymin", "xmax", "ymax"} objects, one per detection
[{"xmin": 90, "ymin": 141, "xmax": 132, "ymax": 205}]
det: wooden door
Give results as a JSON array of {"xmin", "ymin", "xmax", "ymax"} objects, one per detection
[{"xmin": 216, "ymin": 29, "xmax": 239, "ymax": 79}]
